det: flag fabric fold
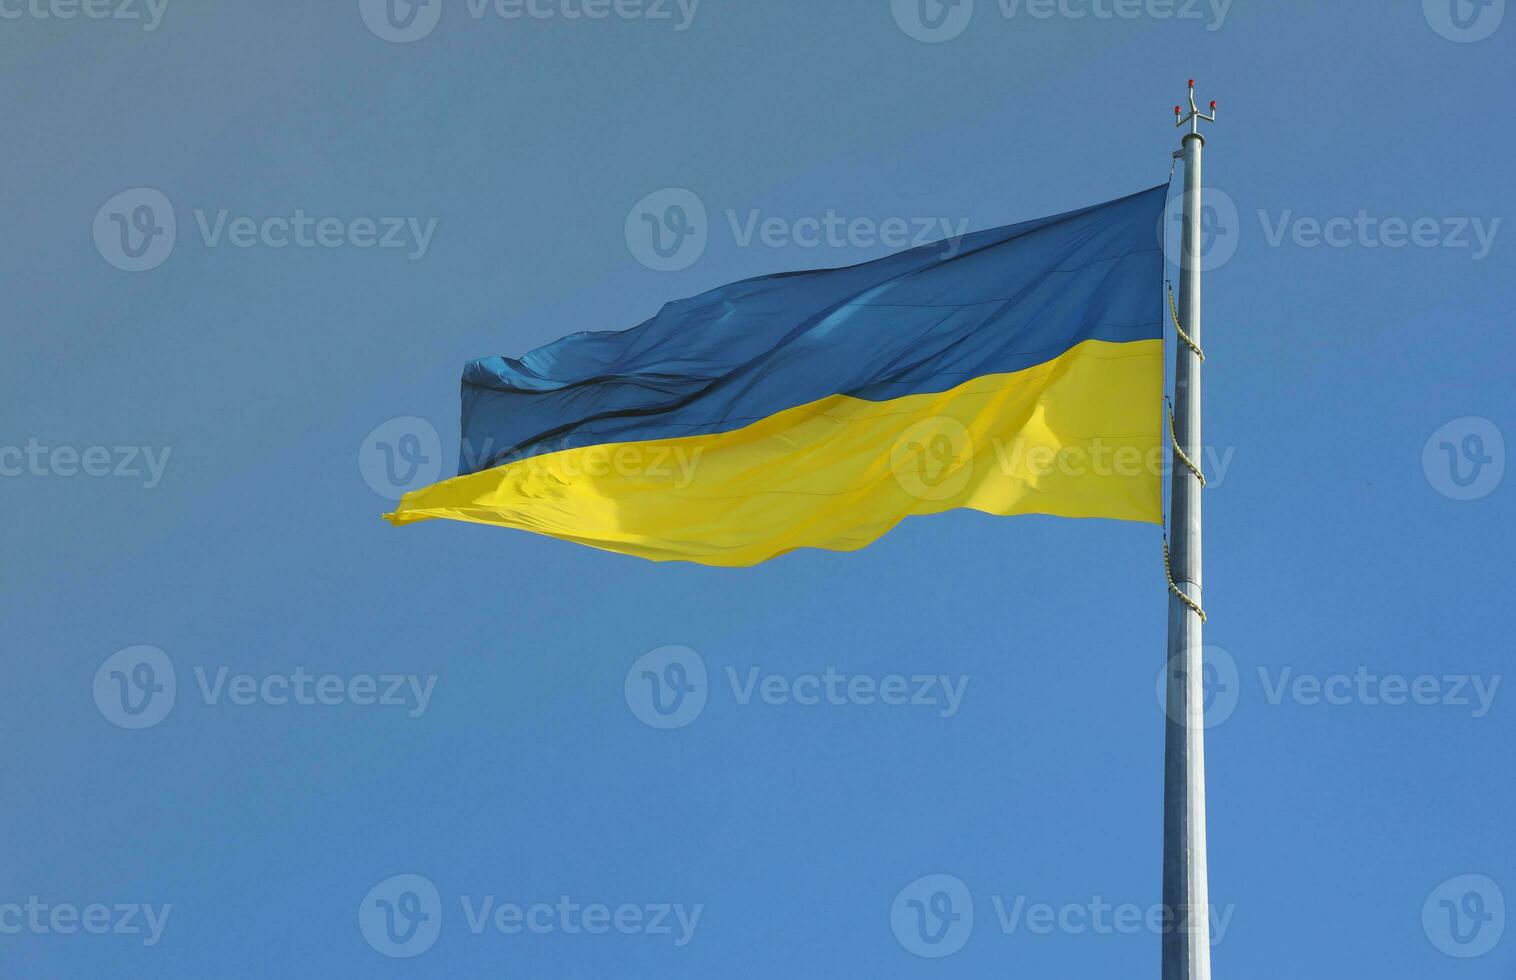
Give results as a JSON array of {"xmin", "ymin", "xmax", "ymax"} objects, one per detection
[{"xmin": 387, "ymin": 185, "xmax": 1169, "ymax": 566}]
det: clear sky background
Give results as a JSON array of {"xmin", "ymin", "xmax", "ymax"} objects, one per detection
[{"xmin": 3, "ymin": 0, "xmax": 1514, "ymax": 976}]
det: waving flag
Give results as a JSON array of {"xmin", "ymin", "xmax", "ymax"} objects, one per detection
[{"xmin": 386, "ymin": 185, "xmax": 1168, "ymax": 566}]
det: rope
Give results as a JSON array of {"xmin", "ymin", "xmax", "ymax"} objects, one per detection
[
  {"xmin": 1164, "ymin": 537, "xmax": 1207, "ymax": 624},
  {"xmin": 1163, "ymin": 282, "xmax": 1208, "ymax": 624},
  {"xmin": 1168, "ymin": 284, "xmax": 1204, "ymax": 363},
  {"xmin": 1168, "ymin": 400, "xmax": 1206, "ymax": 489}
]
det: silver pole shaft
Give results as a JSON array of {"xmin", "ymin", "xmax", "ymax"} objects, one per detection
[{"xmin": 1162, "ymin": 129, "xmax": 1210, "ymax": 980}]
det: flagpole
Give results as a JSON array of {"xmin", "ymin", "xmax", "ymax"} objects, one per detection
[{"xmin": 1163, "ymin": 79, "xmax": 1216, "ymax": 980}]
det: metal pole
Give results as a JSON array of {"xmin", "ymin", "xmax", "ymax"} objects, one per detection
[{"xmin": 1163, "ymin": 79, "xmax": 1215, "ymax": 980}]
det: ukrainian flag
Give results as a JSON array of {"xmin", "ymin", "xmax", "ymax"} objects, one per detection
[{"xmin": 387, "ymin": 185, "xmax": 1168, "ymax": 566}]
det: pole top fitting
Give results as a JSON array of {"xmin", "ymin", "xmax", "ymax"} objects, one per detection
[{"xmin": 1174, "ymin": 78, "xmax": 1217, "ymax": 142}]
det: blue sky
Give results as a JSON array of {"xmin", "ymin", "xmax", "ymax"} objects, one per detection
[{"xmin": 3, "ymin": 0, "xmax": 1513, "ymax": 976}]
